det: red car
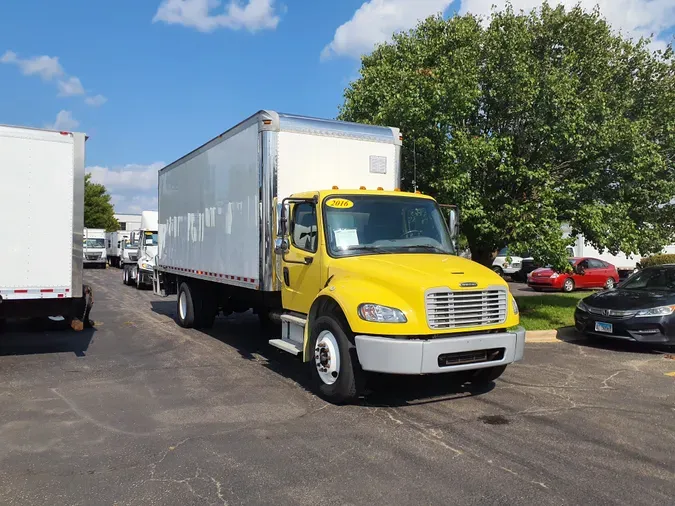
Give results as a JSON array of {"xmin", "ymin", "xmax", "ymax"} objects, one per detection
[{"xmin": 527, "ymin": 257, "xmax": 620, "ymax": 292}]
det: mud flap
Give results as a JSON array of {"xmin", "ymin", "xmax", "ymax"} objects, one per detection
[{"xmin": 70, "ymin": 284, "xmax": 94, "ymax": 331}]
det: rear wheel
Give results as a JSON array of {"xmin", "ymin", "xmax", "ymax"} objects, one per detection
[
  {"xmin": 604, "ymin": 277, "xmax": 615, "ymax": 289},
  {"xmin": 176, "ymin": 282, "xmax": 195, "ymax": 328},
  {"xmin": 308, "ymin": 314, "xmax": 362, "ymax": 404},
  {"xmin": 562, "ymin": 278, "xmax": 575, "ymax": 293}
]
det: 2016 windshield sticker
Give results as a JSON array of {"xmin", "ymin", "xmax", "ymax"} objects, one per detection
[{"xmin": 326, "ymin": 198, "xmax": 354, "ymax": 209}]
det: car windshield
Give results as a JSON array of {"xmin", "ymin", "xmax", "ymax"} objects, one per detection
[
  {"xmin": 143, "ymin": 232, "xmax": 158, "ymax": 246},
  {"xmin": 323, "ymin": 195, "xmax": 455, "ymax": 258},
  {"xmin": 621, "ymin": 267, "xmax": 675, "ymax": 292},
  {"xmin": 83, "ymin": 238, "xmax": 105, "ymax": 249}
]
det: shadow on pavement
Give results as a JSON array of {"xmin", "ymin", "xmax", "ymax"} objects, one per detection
[
  {"xmin": 0, "ymin": 318, "xmax": 96, "ymax": 357},
  {"xmin": 150, "ymin": 300, "xmax": 498, "ymax": 406},
  {"xmin": 554, "ymin": 326, "xmax": 669, "ymax": 354}
]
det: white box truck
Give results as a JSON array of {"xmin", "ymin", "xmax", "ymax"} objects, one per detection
[
  {"xmin": 0, "ymin": 125, "xmax": 93, "ymax": 327},
  {"xmin": 123, "ymin": 211, "xmax": 158, "ymax": 288},
  {"xmin": 153, "ymin": 111, "xmax": 524, "ymax": 403},
  {"xmin": 83, "ymin": 228, "xmax": 107, "ymax": 268},
  {"xmin": 106, "ymin": 230, "xmax": 131, "ymax": 268}
]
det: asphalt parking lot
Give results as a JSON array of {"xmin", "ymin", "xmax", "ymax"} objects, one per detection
[{"xmin": 1, "ymin": 268, "xmax": 674, "ymax": 505}]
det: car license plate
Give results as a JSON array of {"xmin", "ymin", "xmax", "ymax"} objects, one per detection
[{"xmin": 595, "ymin": 321, "xmax": 613, "ymax": 333}]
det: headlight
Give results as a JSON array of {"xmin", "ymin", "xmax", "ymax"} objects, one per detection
[
  {"xmin": 576, "ymin": 300, "xmax": 589, "ymax": 312},
  {"xmin": 357, "ymin": 303, "xmax": 407, "ymax": 323},
  {"xmin": 141, "ymin": 262, "xmax": 152, "ymax": 270},
  {"xmin": 511, "ymin": 295, "xmax": 519, "ymax": 315},
  {"xmin": 550, "ymin": 273, "xmax": 560, "ymax": 279},
  {"xmin": 635, "ymin": 305, "xmax": 675, "ymax": 318}
]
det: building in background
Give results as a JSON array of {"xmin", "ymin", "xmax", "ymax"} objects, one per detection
[{"xmin": 114, "ymin": 213, "xmax": 141, "ymax": 231}]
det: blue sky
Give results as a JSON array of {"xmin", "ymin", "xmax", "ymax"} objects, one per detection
[{"xmin": 1, "ymin": 0, "xmax": 673, "ymax": 213}]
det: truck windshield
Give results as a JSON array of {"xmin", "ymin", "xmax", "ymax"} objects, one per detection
[
  {"xmin": 84, "ymin": 238, "xmax": 105, "ymax": 249},
  {"xmin": 144, "ymin": 232, "xmax": 158, "ymax": 246},
  {"xmin": 323, "ymin": 195, "xmax": 455, "ymax": 258}
]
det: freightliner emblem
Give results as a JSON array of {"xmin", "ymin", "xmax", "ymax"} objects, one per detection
[{"xmin": 460, "ymin": 282, "xmax": 478, "ymax": 288}]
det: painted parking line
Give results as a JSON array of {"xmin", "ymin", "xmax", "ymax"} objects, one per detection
[{"xmin": 665, "ymin": 372, "xmax": 675, "ymax": 377}]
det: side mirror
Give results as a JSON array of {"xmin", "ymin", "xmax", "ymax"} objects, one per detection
[{"xmin": 274, "ymin": 237, "xmax": 289, "ymax": 255}]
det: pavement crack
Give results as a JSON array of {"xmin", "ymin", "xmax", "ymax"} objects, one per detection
[{"xmin": 601, "ymin": 370, "xmax": 625, "ymax": 389}]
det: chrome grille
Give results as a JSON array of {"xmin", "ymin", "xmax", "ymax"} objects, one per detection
[
  {"xmin": 587, "ymin": 307, "xmax": 636, "ymax": 319},
  {"xmin": 425, "ymin": 288, "xmax": 508, "ymax": 329},
  {"xmin": 128, "ymin": 253, "xmax": 138, "ymax": 261},
  {"xmin": 85, "ymin": 253, "xmax": 101, "ymax": 261}
]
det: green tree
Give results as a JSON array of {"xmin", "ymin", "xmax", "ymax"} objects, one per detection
[
  {"xmin": 339, "ymin": 2, "xmax": 675, "ymax": 270},
  {"xmin": 84, "ymin": 173, "xmax": 118, "ymax": 231}
]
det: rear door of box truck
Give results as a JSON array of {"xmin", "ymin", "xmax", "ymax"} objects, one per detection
[{"xmin": 0, "ymin": 126, "xmax": 84, "ymax": 299}]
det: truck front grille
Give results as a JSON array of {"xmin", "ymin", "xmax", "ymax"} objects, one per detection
[
  {"xmin": 86, "ymin": 254, "xmax": 101, "ymax": 261},
  {"xmin": 425, "ymin": 288, "xmax": 508, "ymax": 330},
  {"xmin": 128, "ymin": 254, "xmax": 138, "ymax": 261}
]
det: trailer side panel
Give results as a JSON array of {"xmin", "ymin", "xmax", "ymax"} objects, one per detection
[{"xmin": 158, "ymin": 122, "xmax": 261, "ymax": 289}]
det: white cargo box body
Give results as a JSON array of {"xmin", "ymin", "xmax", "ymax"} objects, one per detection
[
  {"xmin": 0, "ymin": 125, "xmax": 85, "ymax": 299},
  {"xmin": 158, "ymin": 111, "xmax": 401, "ymax": 291}
]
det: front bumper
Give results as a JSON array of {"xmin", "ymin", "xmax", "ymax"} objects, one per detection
[
  {"xmin": 355, "ymin": 327, "xmax": 525, "ymax": 375},
  {"xmin": 574, "ymin": 309, "xmax": 675, "ymax": 344},
  {"xmin": 83, "ymin": 258, "xmax": 106, "ymax": 265}
]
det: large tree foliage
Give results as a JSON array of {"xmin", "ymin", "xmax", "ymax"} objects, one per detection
[
  {"xmin": 339, "ymin": 2, "xmax": 675, "ymax": 269},
  {"xmin": 84, "ymin": 173, "xmax": 118, "ymax": 231}
]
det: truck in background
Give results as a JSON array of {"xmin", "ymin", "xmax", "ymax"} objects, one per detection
[
  {"xmin": 106, "ymin": 230, "xmax": 131, "ymax": 268},
  {"xmin": 153, "ymin": 111, "xmax": 524, "ymax": 404},
  {"xmin": 0, "ymin": 125, "xmax": 93, "ymax": 328},
  {"xmin": 123, "ymin": 211, "xmax": 158, "ymax": 288},
  {"xmin": 83, "ymin": 228, "xmax": 107, "ymax": 268}
]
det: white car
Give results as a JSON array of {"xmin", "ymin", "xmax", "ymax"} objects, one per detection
[{"xmin": 492, "ymin": 248, "xmax": 524, "ymax": 277}]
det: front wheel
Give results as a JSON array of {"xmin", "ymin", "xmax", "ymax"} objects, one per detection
[
  {"xmin": 562, "ymin": 278, "xmax": 575, "ymax": 292},
  {"xmin": 308, "ymin": 315, "xmax": 361, "ymax": 404},
  {"xmin": 492, "ymin": 266, "xmax": 504, "ymax": 277}
]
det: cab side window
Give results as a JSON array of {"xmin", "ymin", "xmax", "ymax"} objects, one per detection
[
  {"xmin": 588, "ymin": 259, "xmax": 604, "ymax": 269},
  {"xmin": 291, "ymin": 203, "xmax": 318, "ymax": 253}
]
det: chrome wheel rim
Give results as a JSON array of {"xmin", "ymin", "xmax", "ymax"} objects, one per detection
[
  {"xmin": 314, "ymin": 330, "xmax": 340, "ymax": 385},
  {"xmin": 179, "ymin": 291, "xmax": 187, "ymax": 320}
]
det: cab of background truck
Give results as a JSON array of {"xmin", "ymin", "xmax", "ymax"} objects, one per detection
[{"xmin": 272, "ymin": 188, "xmax": 523, "ymax": 404}]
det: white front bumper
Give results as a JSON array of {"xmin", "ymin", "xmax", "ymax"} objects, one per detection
[{"xmin": 355, "ymin": 327, "xmax": 525, "ymax": 375}]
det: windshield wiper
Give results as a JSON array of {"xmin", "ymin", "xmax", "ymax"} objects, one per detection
[{"xmin": 403, "ymin": 245, "xmax": 449, "ymax": 254}]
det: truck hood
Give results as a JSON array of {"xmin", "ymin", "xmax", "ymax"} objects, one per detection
[{"xmin": 328, "ymin": 254, "xmax": 506, "ymax": 293}]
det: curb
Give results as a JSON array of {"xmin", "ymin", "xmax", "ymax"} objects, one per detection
[{"xmin": 525, "ymin": 327, "xmax": 580, "ymax": 343}]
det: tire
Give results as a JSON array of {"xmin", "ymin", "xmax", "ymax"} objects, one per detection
[
  {"xmin": 123, "ymin": 267, "xmax": 130, "ymax": 286},
  {"xmin": 177, "ymin": 282, "xmax": 196, "ymax": 328},
  {"xmin": 604, "ymin": 277, "xmax": 615, "ymax": 289},
  {"xmin": 176, "ymin": 281, "xmax": 215, "ymax": 329},
  {"xmin": 470, "ymin": 365, "xmax": 507, "ymax": 385},
  {"xmin": 308, "ymin": 314, "xmax": 362, "ymax": 404},
  {"xmin": 562, "ymin": 278, "xmax": 575, "ymax": 293},
  {"xmin": 492, "ymin": 266, "xmax": 504, "ymax": 277},
  {"xmin": 135, "ymin": 269, "xmax": 142, "ymax": 290}
]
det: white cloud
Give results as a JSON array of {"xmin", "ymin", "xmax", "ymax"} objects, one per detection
[
  {"xmin": 110, "ymin": 194, "xmax": 159, "ymax": 214},
  {"xmin": 322, "ymin": 0, "xmax": 675, "ymax": 60},
  {"xmin": 1, "ymin": 50, "xmax": 64, "ymax": 80},
  {"xmin": 1, "ymin": 49, "xmax": 106, "ymax": 104},
  {"xmin": 47, "ymin": 110, "xmax": 79, "ymax": 131},
  {"xmin": 153, "ymin": 0, "xmax": 280, "ymax": 32},
  {"xmin": 321, "ymin": 0, "xmax": 453, "ymax": 60},
  {"xmin": 85, "ymin": 94, "xmax": 108, "ymax": 107},
  {"xmin": 57, "ymin": 76, "xmax": 85, "ymax": 96},
  {"xmin": 86, "ymin": 162, "xmax": 166, "ymax": 191},
  {"xmin": 460, "ymin": 1, "xmax": 675, "ymax": 51}
]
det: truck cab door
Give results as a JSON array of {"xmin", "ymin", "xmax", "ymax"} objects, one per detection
[{"xmin": 281, "ymin": 202, "xmax": 323, "ymax": 315}]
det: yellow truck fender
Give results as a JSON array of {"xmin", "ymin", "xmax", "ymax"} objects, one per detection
[{"xmin": 302, "ymin": 277, "xmax": 419, "ymax": 362}]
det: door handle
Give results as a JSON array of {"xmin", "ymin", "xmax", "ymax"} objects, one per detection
[{"xmin": 283, "ymin": 267, "xmax": 290, "ymax": 287}]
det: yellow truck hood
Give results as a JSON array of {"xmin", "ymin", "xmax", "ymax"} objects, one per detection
[
  {"xmin": 329, "ymin": 253, "xmax": 506, "ymax": 292},
  {"xmin": 324, "ymin": 253, "xmax": 514, "ymax": 336}
]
